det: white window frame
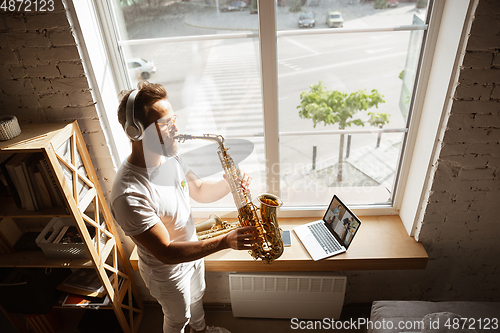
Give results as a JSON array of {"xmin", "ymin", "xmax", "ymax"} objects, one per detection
[
  {"xmin": 397, "ymin": 0, "xmax": 477, "ymax": 236},
  {"xmin": 65, "ymin": 0, "xmax": 475, "ymax": 236}
]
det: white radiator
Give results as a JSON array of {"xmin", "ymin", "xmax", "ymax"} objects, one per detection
[{"xmin": 229, "ymin": 272, "xmax": 346, "ymax": 319}]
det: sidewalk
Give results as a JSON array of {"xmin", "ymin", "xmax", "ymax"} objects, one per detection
[
  {"xmin": 123, "ymin": 1, "xmax": 413, "ymax": 193},
  {"xmin": 180, "ymin": 2, "xmax": 407, "ymax": 192},
  {"xmin": 182, "ymin": 1, "xmax": 416, "ymax": 31}
]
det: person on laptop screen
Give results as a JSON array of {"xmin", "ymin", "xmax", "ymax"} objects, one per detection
[{"xmin": 293, "ymin": 195, "xmax": 361, "ymax": 261}]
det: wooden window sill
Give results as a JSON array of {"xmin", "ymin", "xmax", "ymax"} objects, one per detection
[{"xmin": 129, "ymin": 215, "xmax": 428, "ymax": 272}]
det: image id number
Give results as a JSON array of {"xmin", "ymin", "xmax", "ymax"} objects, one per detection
[
  {"xmin": 445, "ymin": 317, "xmax": 499, "ymax": 330},
  {"xmin": 1, "ymin": 0, "xmax": 54, "ymax": 11}
]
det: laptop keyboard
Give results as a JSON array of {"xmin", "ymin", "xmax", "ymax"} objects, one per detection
[{"xmin": 308, "ymin": 223, "xmax": 342, "ymax": 254}]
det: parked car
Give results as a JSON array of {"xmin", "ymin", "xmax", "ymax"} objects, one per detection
[
  {"xmin": 127, "ymin": 58, "xmax": 156, "ymax": 80},
  {"xmin": 221, "ymin": 1, "xmax": 247, "ymax": 12},
  {"xmin": 298, "ymin": 12, "xmax": 315, "ymax": 28},
  {"xmin": 326, "ymin": 11, "xmax": 344, "ymax": 28},
  {"xmin": 387, "ymin": 0, "xmax": 399, "ymax": 8}
]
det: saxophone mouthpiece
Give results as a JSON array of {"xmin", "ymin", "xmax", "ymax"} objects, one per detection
[{"xmin": 173, "ymin": 134, "xmax": 192, "ymax": 143}]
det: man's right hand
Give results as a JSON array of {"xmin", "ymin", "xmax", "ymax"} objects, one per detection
[{"xmin": 224, "ymin": 226, "xmax": 260, "ymax": 250}]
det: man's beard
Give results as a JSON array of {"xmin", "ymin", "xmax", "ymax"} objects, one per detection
[
  {"xmin": 142, "ymin": 128, "xmax": 178, "ymax": 158},
  {"xmin": 161, "ymin": 140, "xmax": 178, "ymax": 157}
]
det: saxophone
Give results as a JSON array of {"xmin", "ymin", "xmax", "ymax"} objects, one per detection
[
  {"xmin": 195, "ymin": 214, "xmax": 241, "ymax": 241},
  {"xmin": 175, "ymin": 134, "xmax": 284, "ymax": 264}
]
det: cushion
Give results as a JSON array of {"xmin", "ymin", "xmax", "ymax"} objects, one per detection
[{"xmin": 368, "ymin": 301, "xmax": 500, "ymax": 333}]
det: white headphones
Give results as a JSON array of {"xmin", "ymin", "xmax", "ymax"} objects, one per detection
[{"xmin": 124, "ymin": 90, "xmax": 144, "ymax": 141}]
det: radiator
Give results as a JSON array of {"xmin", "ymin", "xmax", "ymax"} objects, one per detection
[{"xmin": 229, "ymin": 272, "xmax": 346, "ymax": 319}]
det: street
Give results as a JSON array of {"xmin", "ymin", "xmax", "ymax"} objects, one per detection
[{"xmin": 119, "ymin": 0, "xmax": 425, "ymax": 206}]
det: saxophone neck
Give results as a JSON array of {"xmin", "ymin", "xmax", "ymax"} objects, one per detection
[{"xmin": 174, "ymin": 134, "xmax": 225, "ymax": 147}]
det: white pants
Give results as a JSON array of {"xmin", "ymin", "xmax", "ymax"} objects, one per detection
[{"xmin": 139, "ymin": 259, "xmax": 206, "ymax": 333}]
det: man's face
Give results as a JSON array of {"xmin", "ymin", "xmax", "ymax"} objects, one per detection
[{"xmin": 142, "ymin": 99, "xmax": 179, "ymax": 157}]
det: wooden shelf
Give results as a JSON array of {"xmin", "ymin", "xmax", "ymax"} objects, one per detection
[
  {"xmin": 0, "ymin": 195, "xmax": 70, "ymax": 217},
  {"xmin": 130, "ymin": 215, "xmax": 428, "ymax": 272},
  {"xmin": 0, "ymin": 250, "xmax": 94, "ymax": 268},
  {"xmin": 0, "ymin": 122, "xmax": 68, "ymax": 152},
  {"xmin": 1, "ymin": 122, "xmax": 143, "ymax": 333},
  {"xmin": 53, "ymin": 305, "xmax": 114, "ymax": 310}
]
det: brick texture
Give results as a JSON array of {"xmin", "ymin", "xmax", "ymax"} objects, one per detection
[
  {"xmin": 0, "ymin": 0, "xmax": 114, "ymax": 196},
  {"xmin": 341, "ymin": 0, "xmax": 500, "ymax": 304},
  {"xmin": 1, "ymin": 0, "xmax": 499, "ymax": 305},
  {"xmin": 413, "ymin": 0, "xmax": 500, "ymax": 301}
]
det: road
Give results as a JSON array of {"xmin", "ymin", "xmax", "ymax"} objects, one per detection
[{"xmin": 119, "ymin": 1, "xmax": 423, "ymax": 205}]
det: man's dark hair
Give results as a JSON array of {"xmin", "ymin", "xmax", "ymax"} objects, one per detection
[{"xmin": 117, "ymin": 81, "xmax": 168, "ymax": 132}]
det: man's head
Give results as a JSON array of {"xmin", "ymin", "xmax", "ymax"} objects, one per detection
[
  {"xmin": 118, "ymin": 81, "xmax": 179, "ymax": 157},
  {"xmin": 118, "ymin": 81, "xmax": 167, "ymax": 135}
]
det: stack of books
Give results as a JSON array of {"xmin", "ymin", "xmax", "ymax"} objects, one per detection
[
  {"xmin": 60, "ymin": 293, "xmax": 110, "ymax": 308},
  {"xmin": 0, "ymin": 152, "xmax": 67, "ymax": 211},
  {"xmin": 56, "ymin": 268, "xmax": 123, "ymax": 309}
]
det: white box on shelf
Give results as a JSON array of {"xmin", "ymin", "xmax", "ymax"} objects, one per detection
[{"xmin": 35, "ymin": 217, "xmax": 91, "ymax": 259}]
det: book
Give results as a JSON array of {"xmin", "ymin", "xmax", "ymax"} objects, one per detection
[
  {"xmin": 53, "ymin": 225, "xmax": 70, "ymax": 243},
  {"xmin": 34, "ymin": 171, "xmax": 53, "ymax": 208},
  {"xmin": 21, "ymin": 153, "xmax": 43, "ymax": 211},
  {"xmin": 0, "ymin": 153, "xmax": 13, "ymax": 197},
  {"xmin": 14, "ymin": 154, "xmax": 38, "ymax": 211},
  {"xmin": 4, "ymin": 153, "xmax": 30, "ymax": 210},
  {"xmin": 39, "ymin": 157, "xmax": 68, "ymax": 214},
  {"xmin": 57, "ymin": 268, "xmax": 110, "ymax": 298},
  {"xmin": 37, "ymin": 159, "xmax": 62, "ymax": 207},
  {"xmin": 0, "ymin": 154, "xmax": 22, "ymax": 209},
  {"xmin": 0, "ymin": 217, "xmax": 24, "ymax": 253},
  {"xmin": 61, "ymin": 293, "xmax": 110, "ymax": 308},
  {"xmin": 62, "ymin": 293, "xmax": 92, "ymax": 307}
]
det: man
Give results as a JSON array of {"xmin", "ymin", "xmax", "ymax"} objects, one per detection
[
  {"xmin": 340, "ymin": 217, "xmax": 353, "ymax": 243},
  {"xmin": 110, "ymin": 81, "xmax": 259, "ymax": 333}
]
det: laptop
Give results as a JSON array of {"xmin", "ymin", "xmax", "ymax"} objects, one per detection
[{"xmin": 293, "ymin": 195, "xmax": 361, "ymax": 261}]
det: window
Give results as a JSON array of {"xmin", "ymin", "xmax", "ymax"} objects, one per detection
[{"xmin": 96, "ymin": 0, "xmax": 434, "ymax": 212}]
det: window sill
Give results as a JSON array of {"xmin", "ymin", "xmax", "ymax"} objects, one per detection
[{"xmin": 130, "ymin": 215, "xmax": 428, "ymax": 272}]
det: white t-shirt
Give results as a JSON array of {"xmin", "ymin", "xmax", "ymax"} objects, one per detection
[{"xmin": 110, "ymin": 154, "xmax": 197, "ymax": 279}]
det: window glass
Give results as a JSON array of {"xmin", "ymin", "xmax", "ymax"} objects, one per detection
[
  {"xmin": 277, "ymin": 0, "xmax": 428, "ymax": 31},
  {"xmin": 277, "ymin": 1, "xmax": 429, "ymax": 207},
  {"xmin": 107, "ymin": 0, "xmax": 430, "ymax": 209},
  {"xmin": 111, "ymin": 0, "xmax": 267, "ymax": 207},
  {"xmin": 113, "ymin": 0, "xmax": 258, "ymax": 40}
]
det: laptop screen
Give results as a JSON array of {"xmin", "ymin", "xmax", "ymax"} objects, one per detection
[{"xmin": 322, "ymin": 195, "xmax": 361, "ymax": 249}]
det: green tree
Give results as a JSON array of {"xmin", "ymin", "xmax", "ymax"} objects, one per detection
[
  {"xmin": 289, "ymin": 0, "xmax": 302, "ymax": 12},
  {"xmin": 416, "ymin": 0, "xmax": 428, "ymax": 9},
  {"xmin": 374, "ymin": 0, "xmax": 387, "ymax": 9},
  {"xmin": 297, "ymin": 82, "xmax": 388, "ymax": 182}
]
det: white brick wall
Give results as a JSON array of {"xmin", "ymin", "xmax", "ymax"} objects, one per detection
[
  {"xmin": 1, "ymin": 0, "xmax": 498, "ymax": 305},
  {"xmin": 415, "ymin": 0, "xmax": 500, "ymax": 300},
  {"xmin": 0, "ymin": 0, "xmax": 115, "ymax": 196},
  {"xmin": 341, "ymin": 0, "xmax": 500, "ymax": 303},
  {"xmin": 207, "ymin": 0, "xmax": 500, "ymax": 304}
]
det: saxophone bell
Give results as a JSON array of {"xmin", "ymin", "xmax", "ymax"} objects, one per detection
[{"xmin": 256, "ymin": 193, "xmax": 284, "ymax": 263}]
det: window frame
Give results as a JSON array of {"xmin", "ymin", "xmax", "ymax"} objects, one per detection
[{"xmin": 68, "ymin": 0, "xmax": 471, "ymax": 225}]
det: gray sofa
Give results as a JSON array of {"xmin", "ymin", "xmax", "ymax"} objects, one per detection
[{"xmin": 368, "ymin": 301, "xmax": 500, "ymax": 333}]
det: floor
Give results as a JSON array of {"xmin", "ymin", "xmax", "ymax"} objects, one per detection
[
  {"xmin": 138, "ymin": 302, "xmax": 372, "ymax": 333},
  {"xmin": 0, "ymin": 302, "xmax": 371, "ymax": 332}
]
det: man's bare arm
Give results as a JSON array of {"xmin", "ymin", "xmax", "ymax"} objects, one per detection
[
  {"xmin": 186, "ymin": 170, "xmax": 252, "ymax": 203},
  {"xmin": 132, "ymin": 222, "xmax": 259, "ymax": 265}
]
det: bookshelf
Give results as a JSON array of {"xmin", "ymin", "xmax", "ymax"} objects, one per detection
[{"xmin": 0, "ymin": 122, "xmax": 143, "ymax": 333}]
